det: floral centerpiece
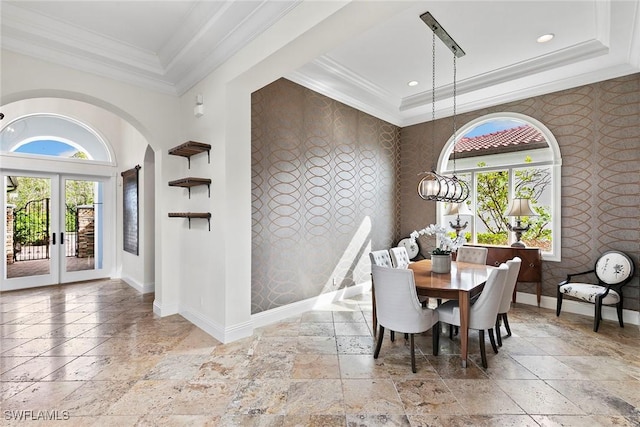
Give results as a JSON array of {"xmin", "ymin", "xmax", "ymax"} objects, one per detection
[{"xmin": 409, "ymin": 224, "xmax": 466, "ymax": 254}]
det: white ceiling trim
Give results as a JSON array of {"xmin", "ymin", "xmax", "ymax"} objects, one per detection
[
  {"xmin": 2, "ymin": 3, "xmax": 163, "ymax": 74},
  {"xmin": 400, "ymin": 39, "xmax": 609, "ymax": 112}
]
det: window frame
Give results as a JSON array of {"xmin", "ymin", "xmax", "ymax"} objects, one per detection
[{"xmin": 436, "ymin": 112, "xmax": 562, "ymax": 261}]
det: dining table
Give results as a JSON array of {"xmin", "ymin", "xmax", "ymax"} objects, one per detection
[
  {"xmin": 370, "ymin": 259, "xmax": 496, "ymax": 367},
  {"xmin": 407, "ymin": 259, "xmax": 496, "ymax": 367}
]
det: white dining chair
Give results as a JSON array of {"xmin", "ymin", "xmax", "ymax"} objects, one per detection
[
  {"xmin": 369, "ymin": 250, "xmax": 393, "ymax": 268},
  {"xmin": 371, "ymin": 264, "xmax": 440, "ymax": 373},
  {"xmin": 435, "ymin": 263, "xmax": 509, "ymax": 368},
  {"xmin": 456, "ymin": 246, "xmax": 488, "ymax": 265},
  {"xmin": 390, "ymin": 246, "xmax": 411, "ymax": 268},
  {"xmin": 495, "ymin": 257, "xmax": 521, "ymax": 346}
]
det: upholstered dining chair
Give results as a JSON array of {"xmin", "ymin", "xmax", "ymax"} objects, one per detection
[
  {"xmin": 435, "ymin": 263, "xmax": 509, "ymax": 368},
  {"xmin": 456, "ymin": 246, "xmax": 489, "ymax": 265},
  {"xmin": 371, "ymin": 264, "xmax": 440, "ymax": 373},
  {"xmin": 369, "ymin": 250, "xmax": 393, "ymax": 268},
  {"xmin": 390, "ymin": 246, "xmax": 411, "ymax": 269},
  {"xmin": 495, "ymin": 257, "xmax": 521, "ymax": 346},
  {"xmin": 557, "ymin": 250, "xmax": 635, "ymax": 332}
]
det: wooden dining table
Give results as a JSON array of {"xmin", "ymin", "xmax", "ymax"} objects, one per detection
[{"xmin": 408, "ymin": 259, "xmax": 496, "ymax": 368}]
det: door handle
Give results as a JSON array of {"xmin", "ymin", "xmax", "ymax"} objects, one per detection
[
  {"xmin": 52, "ymin": 233, "xmax": 56, "ymax": 245},
  {"xmin": 61, "ymin": 232, "xmax": 64, "ymax": 244}
]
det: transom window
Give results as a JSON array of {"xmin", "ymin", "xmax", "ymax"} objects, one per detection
[
  {"xmin": 438, "ymin": 113, "xmax": 561, "ymax": 261},
  {"xmin": 0, "ymin": 114, "xmax": 111, "ymax": 162}
]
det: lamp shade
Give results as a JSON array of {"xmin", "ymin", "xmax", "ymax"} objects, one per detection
[
  {"xmin": 445, "ymin": 202, "xmax": 473, "ymax": 216},
  {"xmin": 505, "ymin": 198, "xmax": 537, "ymax": 217}
]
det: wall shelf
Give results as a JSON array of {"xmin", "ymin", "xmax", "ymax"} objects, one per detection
[
  {"xmin": 168, "ymin": 141, "xmax": 211, "ymax": 168},
  {"xmin": 168, "ymin": 212, "xmax": 211, "ymax": 231},
  {"xmin": 168, "ymin": 177, "xmax": 211, "ymax": 198}
]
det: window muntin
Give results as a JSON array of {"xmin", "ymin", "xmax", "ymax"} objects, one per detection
[{"xmin": 438, "ymin": 113, "xmax": 561, "ymax": 261}]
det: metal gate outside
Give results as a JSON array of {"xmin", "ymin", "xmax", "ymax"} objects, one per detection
[
  {"xmin": 12, "ymin": 198, "xmax": 50, "ymax": 261},
  {"xmin": 12, "ymin": 198, "xmax": 79, "ymax": 261}
]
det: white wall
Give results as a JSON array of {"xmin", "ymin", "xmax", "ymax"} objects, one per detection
[{"xmin": 1, "ymin": 0, "xmax": 417, "ymax": 343}]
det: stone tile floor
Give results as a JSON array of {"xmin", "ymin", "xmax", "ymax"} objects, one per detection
[{"xmin": 1, "ymin": 279, "xmax": 639, "ymax": 426}]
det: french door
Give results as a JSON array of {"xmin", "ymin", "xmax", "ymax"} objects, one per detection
[{"xmin": 3, "ymin": 172, "xmax": 111, "ymax": 291}]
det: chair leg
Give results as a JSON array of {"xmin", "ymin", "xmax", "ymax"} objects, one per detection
[
  {"xmin": 503, "ymin": 313, "xmax": 512, "ymax": 337},
  {"xmin": 410, "ymin": 333, "xmax": 416, "ymax": 373},
  {"xmin": 432, "ymin": 322, "xmax": 440, "ymax": 356},
  {"xmin": 495, "ymin": 316, "xmax": 502, "ymax": 347},
  {"xmin": 405, "ymin": 333, "xmax": 409, "ymax": 340},
  {"xmin": 390, "ymin": 331, "xmax": 395, "ymax": 342},
  {"xmin": 556, "ymin": 289, "xmax": 563, "ymax": 316},
  {"xmin": 594, "ymin": 298, "xmax": 602, "ymax": 332},
  {"xmin": 374, "ymin": 325, "xmax": 385, "ymax": 358},
  {"xmin": 478, "ymin": 330, "xmax": 487, "ymax": 369},
  {"xmin": 449, "ymin": 324, "xmax": 453, "ymax": 340},
  {"xmin": 617, "ymin": 293, "xmax": 624, "ymax": 328},
  {"xmin": 488, "ymin": 328, "xmax": 498, "ymax": 354}
]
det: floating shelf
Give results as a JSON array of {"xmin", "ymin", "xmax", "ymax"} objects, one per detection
[
  {"xmin": 168, "ymin": 212, "xmax": 211, "ymax": 231},
  {"xmin": 168, "ymin": 141, "xmax": 211, "ymax": 168},
  {"xmin": 168, "ymin": 177, "xmax": 211, "ymax": 198}
]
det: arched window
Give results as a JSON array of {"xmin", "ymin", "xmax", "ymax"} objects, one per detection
[
  {"xmin": 0, "ymin": 114, "xmax": 112, "ymax": 162},
  {"xmin": 438, "ymin": 113, "xmax": 561, "ymax": 261}
]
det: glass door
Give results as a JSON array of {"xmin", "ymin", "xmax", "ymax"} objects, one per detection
[
  {"xmin": 60, "ymin": 177, "xmax": 106, "ymax": 283},
  {"xmin": 3, "ymin": 173, "xmax": 60, "ymax": 290},
  {"xmin": 2, "ymin": 174, "xmax": 109, "ymax": 290}
]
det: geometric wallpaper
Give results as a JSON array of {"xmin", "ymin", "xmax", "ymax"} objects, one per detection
[
  {"xmin": 251, "ymin": 78, "xmax": 400, "ymax": 314},
  {"xmin": 401, "ymin": 73, "xmax": 639, "ymax": 313},
  {"xmin": 252, "ymin": 74, "xmax": 639, "ymax": 315}
]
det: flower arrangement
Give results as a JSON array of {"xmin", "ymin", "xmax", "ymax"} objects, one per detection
[{"xmin": 409, "ymin": 224, "xmax": 466, "ymax": 255}]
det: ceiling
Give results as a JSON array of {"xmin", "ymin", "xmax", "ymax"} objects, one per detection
[{"xmin": 2, "ymin": 1, "xmax": 639, "ymax": 127}]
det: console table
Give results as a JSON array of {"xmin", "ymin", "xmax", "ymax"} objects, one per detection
[{"xmin": 463, "ymin": 244, "xmax": 542, "ymax": 306}]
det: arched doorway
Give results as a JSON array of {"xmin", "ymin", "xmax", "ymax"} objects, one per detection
[{"xmin": 1, "ymin": 111, "xmax": 117, "ymax": 290}]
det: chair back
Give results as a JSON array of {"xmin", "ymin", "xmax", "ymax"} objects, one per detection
[
  {"xmin": 371, "ymin": 265, "xmax": 437, "ymax": 333},
  {"xmin": 456, "ymin": 246, "xmax": 488, "ymax": 265},
  {"xmin": 498, "ymin": 257, "xmax": 521, "ymax": 314},
  {"xmin": 390, "ymin": 246, "xmax": 411, "ymax": 268},
  {"xmin": 468, "ymin": 264, "xmax": 509, "ymax": 330},
  {"xmin": 594, "ymin": 250, "xmax": 635, "ymax": 286},
  {"xmin": 369, "ymin": 250, "xmax": 393, "ymax": 268}
]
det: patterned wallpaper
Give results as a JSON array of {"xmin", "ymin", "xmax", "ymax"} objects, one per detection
[
  {"xmin": 251, "ymin": 78, "xmax": 400, "ymax": 314},
  {"xmin": 252, "ymin": 74, "xmax": 639, "ymax": 315},
  {"xmin": 401, "ymin": 74, "xmax": 639, "ymax": 312}
]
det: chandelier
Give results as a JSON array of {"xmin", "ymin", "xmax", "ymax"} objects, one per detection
[{"xmin": 416, "ymin": 12, "xmax": 469, "ymax": 204}]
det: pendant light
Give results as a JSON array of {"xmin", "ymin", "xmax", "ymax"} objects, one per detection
[{"xmin": 416, "ymin": 12, "xmax": 469, "ymax": 204}]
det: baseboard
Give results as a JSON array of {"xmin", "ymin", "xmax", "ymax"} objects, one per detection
[
  {"xmin": 180, "ymin": 306, "xmax": 253, "ymax": 344},
  {"xmin": 515, "ymin": 291, "xmax": 640, "ymax": 327},
  {"xmin": 251, "ymin": 282, "xmax": 371, "ymax": 330},
  {"xmin": 121, "ymin": 275, "xmax": 154, "ymax": 294},
  {"xmin": 153, "ymin": 300, "xmax": 179, "ymax": 317}
]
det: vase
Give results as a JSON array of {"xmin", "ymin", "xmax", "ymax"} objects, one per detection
[{"xmin": 431, "ymin": 254, "xmax": 451, "ymax": 273}]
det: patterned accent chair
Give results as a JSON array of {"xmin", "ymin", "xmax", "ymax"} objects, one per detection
[{"xmin": 557, "ymin": 250, "xmax": 635, "ymax": 332}]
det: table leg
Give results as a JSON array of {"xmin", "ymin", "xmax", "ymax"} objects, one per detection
[{"xmin": 459, "ymin": 290, "xmax": 470, "ymax": 368}]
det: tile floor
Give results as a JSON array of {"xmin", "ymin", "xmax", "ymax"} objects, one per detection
[{"xmin": 1, "ymin": 279, "xmax": 639, "ymax": 426}]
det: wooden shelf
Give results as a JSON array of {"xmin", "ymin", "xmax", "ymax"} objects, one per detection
[
  {"xmin": 168, "ymin": 177, "xmax": 211, "ymax": 198},
  {"xmin": 168, "ymin": 212, "xmax": 211, "ymax": 230},
  {"xmin": 168, "ymin": 141, "xmax": 211, "ymax": 168}
]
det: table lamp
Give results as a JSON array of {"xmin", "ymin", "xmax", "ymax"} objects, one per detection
[
  {"xmin": 505, "ymin": 198, "xmax": 537, "ymax": 247},
  {"xmin": 446, "ymin": 202, "xmax": 473, "ymax": 236}
]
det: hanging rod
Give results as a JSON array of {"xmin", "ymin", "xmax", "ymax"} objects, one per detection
[{"xmin": 420, "ymin": 11, "xmax": 466, "ymax": 58}]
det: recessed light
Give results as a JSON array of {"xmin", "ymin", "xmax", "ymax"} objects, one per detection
[
  {"xmin": 408, "ymin": 80, "xmax": 419, "ymax": 87},
  {"xmin": 537, "ymin": 33, "xmax": 554, "ymax": 43}
]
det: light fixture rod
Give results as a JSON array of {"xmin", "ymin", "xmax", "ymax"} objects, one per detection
[{"xmin": 420, "ymin": 11, "xmax": 465, "ymax": 58}]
